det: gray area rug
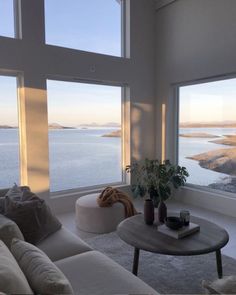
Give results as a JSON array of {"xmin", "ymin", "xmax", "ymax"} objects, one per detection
[{"xmin": 84, "ymin": 232, "xmax": 236, "ymax": 294}]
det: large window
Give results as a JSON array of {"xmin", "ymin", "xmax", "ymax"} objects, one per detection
[
  {"xmin": 178, "ymin": 77, "xmax": 236, "ymax": 194},
  {"xmin": 0, "ymin": 75, "xmax": 19, "ymax": 187},
  {"xmin": 0, "ymin": 0, "xmax": 15, "ymax": 38},
  {"xmin": 47, "ymin": 80, "xmax": 122, "ymax": 192},
  {"xmin": 45, "ymin": 0, "xmax": 122, "ymax": 57}
]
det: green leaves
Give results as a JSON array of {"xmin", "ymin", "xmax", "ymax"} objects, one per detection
[{"xmin": 126, "ymin": 159, "xmax": 189, "ymax": 202}]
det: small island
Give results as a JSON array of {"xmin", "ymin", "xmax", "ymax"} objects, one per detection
[
  {"xmin": 102, "ymin": 130, "xmax": 121, "ymax": 138},
  {"xmin": 210, "ymin": 135, "xmax": 236, "ymax": 146},
  {"xmin": 188, "ymin": 147, "xmax": 236, "ymax": 175},
  {"xmin": 0, "ymin": 125, "xmax": 17, "ymax": 129},
  {"xmin": 180, "ymin": 133, "xmax": 220, "ymax": 138},
  {"xmin": 49, "ymin": 123, "xmax": 76, "ymax": 130}
]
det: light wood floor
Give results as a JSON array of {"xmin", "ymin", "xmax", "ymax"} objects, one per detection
[{"xmin": 57, "ymin": 199, "xmax": 236, "ymax": 259}]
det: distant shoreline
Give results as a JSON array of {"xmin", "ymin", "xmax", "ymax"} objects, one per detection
[
  {"xmin": 102, "ymin": 130, "xmax": 121, "ymax": 138},
  {"xmin": 0, "ymin": 125, "xmax": 120, "ymax": 130},
  {"xmin": 180, "ymin": 133, "xmax": 220, "ymax": 138},
  {"xmin": 180, "ymin": 123, "xmax": 236, "ymax": 128}
]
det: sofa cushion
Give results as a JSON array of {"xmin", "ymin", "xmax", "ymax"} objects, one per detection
[
  {"xmin": 0, "ymin": 214, "xmax": 24, "ymax": 248},
  {"xmin": 11, "ymin": 239, "xmax": 74, "ymax": 295},
  {"xmin": 55, "ymin": 250, "xmax": 159, "ymax": 295},
  {"xmin": 0, "ymin": 240, "xmax": 33, "ymax": 294},
  {"xmin": 4, "ymin": 193, "xmax": 61, "ymax": 244},
  {"xmin": 37, "ymin": 226, "xmax": 92, "ymax": 262}
]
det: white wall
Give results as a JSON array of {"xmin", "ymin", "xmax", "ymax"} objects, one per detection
[
  {"xmin": 0, "ymin": 0, "xmax": 156, "ymax": 213},
  {"xmin": 155, "ymin": 0, "xmax": 236, "ymax": 216}
]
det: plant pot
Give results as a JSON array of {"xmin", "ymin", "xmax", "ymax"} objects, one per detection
[
  {"xmin": 144, "ymin": 199, "xmax": 154, "ymax": 225},
  {"xmin": 158, "ymin": 200, "xmax": 167, "ymax": 223}
]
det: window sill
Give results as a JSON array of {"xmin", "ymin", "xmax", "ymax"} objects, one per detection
[
  {"xmin": 174, "ymin": 184, "xmax": 236, "ymax": 218},
  {"xmin": 183, "ymin": 183, "xmax": 236, "ymax": 200},
  {"xmin": 49, "ymin": 182, "xmax": 131, "ymax": 214},
  {"xmin": 50, "ymin": 182, "xmax": 129, "ymax": 200}
]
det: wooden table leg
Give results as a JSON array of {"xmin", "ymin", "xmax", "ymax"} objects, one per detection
[
  {"xmin": 216, "ymin": 249, "xmax": 223, "ymax": 279},
  {"xmin": 132, "ymin": 248, "xmax": 140, "ymax": 276}
]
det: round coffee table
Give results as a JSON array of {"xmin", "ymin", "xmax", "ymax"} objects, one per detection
[{"xmin": 117, "ymin": 214, "xmax": 229, "ymax": 278}]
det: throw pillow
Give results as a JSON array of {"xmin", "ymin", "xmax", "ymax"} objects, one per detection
[
  {"xmin": 0, "ymin": 240, "xmax": 33, "ymax": 294},
  {"xmin": 0, "ymin": 214, "xmax": 24, "ymax": 248},
  {"xmin": 5, "ymin": 194, "xmax": 61, "ymax": 244},
  {"xmin": 5, "ymin": 183, "xmax": 24, "ymax": 200},
  {"xmin": 11, "ymin": 239, "xmax": 74, "ymax": 294},
  {"xmin": 202, "ymin": 277, "xmax": 236, "ymax": 294},
  {"xmin": 0, "ymin": 184, "xmax": 31, "ymax": 214}
]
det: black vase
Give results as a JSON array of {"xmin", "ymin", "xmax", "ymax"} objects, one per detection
[
  {"xmin": 144, "ymin": 199, "xmax": 154, "ymax": 225},
  {"xmin": 158, "ymin": 200, "xmax": 167, "ymax": 223}
]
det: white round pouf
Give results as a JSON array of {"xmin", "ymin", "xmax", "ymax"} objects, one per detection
[{"xmin": 75, "ymin": 193, "xmax": 126, "ymax": 234}]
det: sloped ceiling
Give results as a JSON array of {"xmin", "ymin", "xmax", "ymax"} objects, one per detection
[{"xmin": 155, "ymin": 0, "xmax": 177, "ymax": 10}]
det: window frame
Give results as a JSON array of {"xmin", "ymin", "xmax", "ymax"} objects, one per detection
[
  {"xmin": 0, "ymin": 0, "xmax": 131, "ymax": 198},
  {"xmin": 174, "ymin": 72, "xmax": 236, "ymax": 197},
  {"xmin": 46, "ymin": 76, "xmax": 129, "ymax": 197}
]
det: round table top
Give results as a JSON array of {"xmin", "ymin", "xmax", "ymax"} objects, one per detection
[{"xmin": 117, "ymin": 213, "xmax": 229, "ymax": 256}]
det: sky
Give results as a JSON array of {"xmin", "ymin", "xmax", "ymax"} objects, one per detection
[
  {"xmin": 0, "ymin": 76, "xmax": 18, "ymax": 126},
  {"xmin": 47, "ymin": 80, "xmax": 121, "ymax": 127},
  {"xmin": 179, "ymin": 78, "xmax": 236, "ymax": 123},
  {"xmin": 0, "ymin": 0, "xmax": 14, "ymax": 37},
  {"xmin": 45, "ymin": 0, "xmax": 121, "ymax": 57}
]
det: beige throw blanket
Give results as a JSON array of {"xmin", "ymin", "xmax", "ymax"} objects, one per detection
[{"xmin": 97, "ymin": 187, "xmax": 137, "ymax": 218}]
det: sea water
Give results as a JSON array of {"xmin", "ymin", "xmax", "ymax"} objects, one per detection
[
  {"xmin": 0, "ymin": 128, "xmax": 121, "ymax": 191},
  {"xmin": 1, "ymin": 127, "xmax": 236, "ymax": 193}
]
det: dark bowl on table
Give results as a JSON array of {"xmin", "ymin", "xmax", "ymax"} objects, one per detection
[{"xmin": 165, "ymin": 216, "xmax": 183, "ymax": 230}]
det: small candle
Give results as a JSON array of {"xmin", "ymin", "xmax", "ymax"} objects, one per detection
[{"xmin": 180, "ymin": 210, "xmax": 190, "ymax": 226}]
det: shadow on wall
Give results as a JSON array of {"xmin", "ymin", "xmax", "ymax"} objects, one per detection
[{"xmin": 131, "ymin": 102, "xmax": 154, "ymax": 162}]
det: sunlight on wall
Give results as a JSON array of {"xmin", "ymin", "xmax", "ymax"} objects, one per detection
[
  {"xmin": 18, "ymin": 86, "xmax": 49, "ymax": 197},
  {"xmin": 161, "ymin": 103, "xmax": 166, "ymax": 163}
]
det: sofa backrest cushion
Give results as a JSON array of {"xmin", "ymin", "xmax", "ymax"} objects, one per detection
[
  {"xmin": 0, "ymin": 240, "xmax": 33, "ymax": 294},
  {"xmin": 11, "ymin": 239, "xmax": 74, "ymax": 295},
  {"xmin": 0, "ymin": 214, "xmax": 24, "ymax": 248}
]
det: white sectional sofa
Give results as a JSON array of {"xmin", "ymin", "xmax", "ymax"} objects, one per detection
[
  {"xmin": 37, "ymin": 226, "xmax": 159, "ymax": 295},
  {"xmin": 0, "ymin": 188, "xmax": 159, "ymax": 295}
]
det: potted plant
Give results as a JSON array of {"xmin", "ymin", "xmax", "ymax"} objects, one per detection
[{"xmin": 126, "ymin": 159, "xmax": 189, "ymax": 222}]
